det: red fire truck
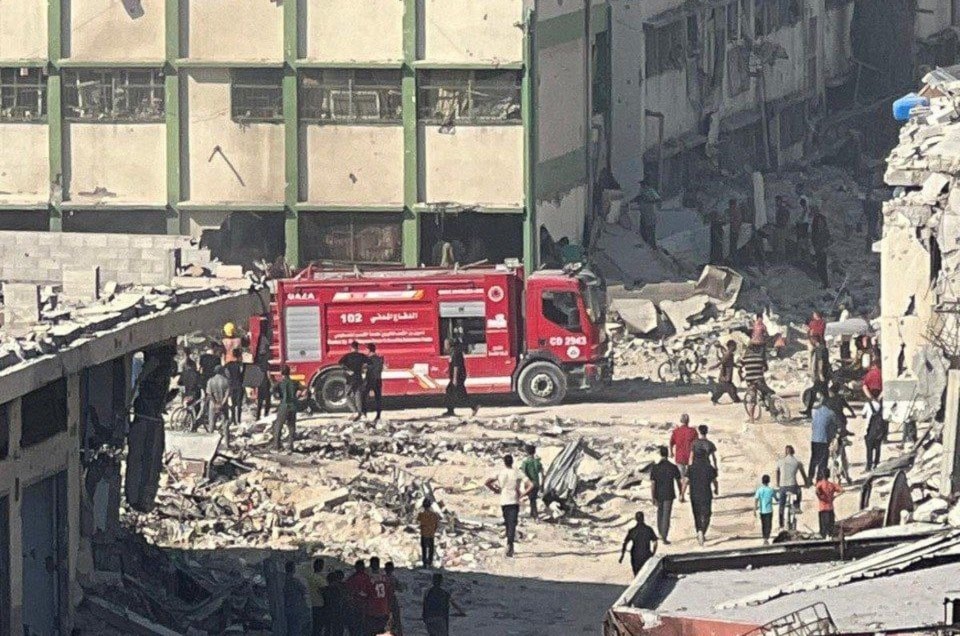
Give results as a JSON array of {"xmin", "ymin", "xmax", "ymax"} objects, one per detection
[{"xmin": 250, "ymin": 262, "xmax": 611, "ymax": 410}]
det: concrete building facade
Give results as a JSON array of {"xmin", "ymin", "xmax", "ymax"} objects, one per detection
[
  {"xmin": 609, "ymin": 0, "xmax": 959, "ymax": 201},
  {"xmin": 0, "ymin": 0, "xmax": 611, "ymax": 270}
]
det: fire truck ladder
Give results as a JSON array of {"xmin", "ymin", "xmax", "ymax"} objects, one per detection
[{"xmin": 741, "ymin": 603, "xmax": 839, "ymax": 636}]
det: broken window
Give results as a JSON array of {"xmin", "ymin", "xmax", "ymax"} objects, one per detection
[
  {"xmin": 300, "ymin": 69, "xmax": 402, "ymax": 123},
  {"xmin": 300, "ymin": 212, "xmax": 402, "ymax": 264},
  {"xmin": 779, "ymin": 100, "xmax": 806, "ymax": 148},
  {"xmin": 230, "ymin": 69, "xmax": 283, "ymax": 123},
  {"xmin": 63, "ymin": 69, "xmax": 164, "ymax": 122},
  {"xmin": 755, "ymin": 0, "xmax": 801, "ymax": 37},
  {"xmin": 542, "ymin": 291, "xmax": 582, "ymax": 332},
  {"xmin": 440, "ymin": 303, "xmax": 487, "ymax": 355},
  {"xmin": 418, "ymin": 70, "xmax": 521, "ymax": 124},
  {"xmin": 419, "ymin": 212, "xmax": 523, "ymax": 266},
  {"xmin": 20, "ymin": 378, "xmax": 67, "ymax": 448},
  {"xmin": 644, "ymin": 20, "xmax": 686, "ymax": 78},
  {"xmin": 0, "ymin": 67, "xmax": 46, "ymax": 121}
]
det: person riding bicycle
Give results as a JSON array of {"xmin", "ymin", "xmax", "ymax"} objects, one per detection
[{"xmin": 740, "ymin": 343, "xmax": 773, "ymax": 420}]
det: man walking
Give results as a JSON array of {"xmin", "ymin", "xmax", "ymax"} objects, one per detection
[
  {"xmin": 339, "ymin": 341, "xmax": 369, "ymax": 421},
  {"xmin": 809, "ymin": 397, "xmax": 838, "ymax": 482},
  {"xmin": 710, "ymin": 341, "xmax": 741, "ymax": 405},
  {"xmin": 863, "ymin": 398, "xmax": 886, "ymax": 471},
  {"xmin": 274, "ymin": 365, "xmax": 301, "ymax": 452},
  {"xmin": 754, "ymin": 475, "xmax": 777, "ymax": 545},
  {"xmin": 520, "ymin": 444, "xmax": 545, "ymax": 519},
  {"xmin": 815, "ymin": 468, "xmax": 842, "ymax": 538},
  {"xmin": 776, "ymin": 445, "xmax": 809, "ymax": 528},
  {"xmin": 669, "ymin": 415, "xmax": 698, "ymax": 501},
  {"xmin": 363, "ymin": 343, "xmax": 384, "ymax": 422},
  {"xmin": 283, "ymin": 559, "xmax": 311, "ymax": 636},
  {"xmin": 802, "ymin": 336, "xmax": 831, "ymax": 417},
  {"xmin": 618, "ymin": 511, "xmax": 658, "ymax": 576},
  {"xmin": 345, "ymin": 560, "xmax": 374, "ymax": 636},
  {"xmin": 484, "ymin": 454, "xmax": 530, "ymax": 557},
  {"xmin": 206, "ymin": 366, "xmax": 231, "ymax": 439},
  {"xmin": 773, "ymin": 195, "xmax": 791, "ymax": 262},
  {"xmin": 422, "ymin": 572, "xmax": 465, "ymax": 636},
  {"xmin": 687, "ymin": 449, "xmax": 719, "ymax": 546},
  {"xmin": 811, "ymin": 205, "xmax": 831, "ymax": 288},
  {"xmin": 649, "ymin": 446, "xmax": 681, "ymax": 544},
  {"xmin": 443, "ymin": 339, "xmax": 479, "ymax": 418},
  {"xmin": 417, "ymin": 498, "xmax": 440, "ymax": 568},
  {"xmin": 692, "ymin": 425, "xmax": 719, "ymax": 472}
]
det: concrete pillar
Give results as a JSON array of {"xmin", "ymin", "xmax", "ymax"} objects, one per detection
[
  {"xmin": 941, "ymin": 370, "xmax": 960, "ymax": 497},
  {"xmin": 2, "ymin": 284, "xmax": 41, "ymax": 327}
]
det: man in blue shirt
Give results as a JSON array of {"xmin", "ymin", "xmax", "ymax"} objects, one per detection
[{"xmin": 809, "ymin": 399, "xmax": 838, "ymax": 483}]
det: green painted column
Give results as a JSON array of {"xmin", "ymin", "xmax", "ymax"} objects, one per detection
[
  {"xmin": 48, "ymin": 0, "xmax": 63, "ymax": 231},
  {"xmin": 401, "ymin": 0, "xmax": 419, "ymax": 266},
  {"xmin": 165, "ymin": 0, "xmax": 181, "ymax": 235},
  {"xmin": 522, "ymin": 9, "xmax": 537, "ymax": 272},
  {"xmin": 283, "ymin": 0, "xmax": 300, "ymax": 266}
]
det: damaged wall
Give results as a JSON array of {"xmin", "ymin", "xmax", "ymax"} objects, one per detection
[
  {"xmin": 421, "ymin": 0, "xmax": 524, "ymax": 62},
  {"xmin": 66, "ymin": 0, "xmax": 165, "ymax": 61},
  {"xmin": 182, "ymin": 0, "xmax": 282, "ymax": 62},
  {"xmin": 0, "ymin": 124, "xmax": 48, "ymax": 204},
  {"xmin": 65, "ymin": 123, "xmax": 166, "ymax": 204},
  {"xmin": 183, "ymin": 69, "xmax": 285, "ymax": 203},
  {"xmin": 303, "ymin": 126, "xmax": 404, "ymax": 205},
  {"xmin": 0, "ymin": 0, "xmax": 47, "ymax": 60},
  {"xmin": 301, "ymin": 0, "xmax": 403, "ymax": 62}
]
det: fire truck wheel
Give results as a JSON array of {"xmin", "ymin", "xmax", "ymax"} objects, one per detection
[
  {"xmin": 311, "ymin": 370, "xmax": 352, "ymax": 413},
  {"xmin": 518, "ymin": 361, "xmax": 567, "ymax": 407}
]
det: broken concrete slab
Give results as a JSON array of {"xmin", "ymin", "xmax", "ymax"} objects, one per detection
[
  {"xmin": 912, "ymin": 497, "xmax": 949, "ymax": 522},
  {"xmin": 921, "ymin": 172, "xmax": 951, "ymax": 204},
  {"xmin": 61, "ymin": 265, "xmax": 101, "ymax": 302},
  {"xmin": 693, "ymin": 265, "xmax": 743, "ymax": 311},
  {"xmin": 660, "ymin": 294, "xmax": 712, "ymax": 332},
  {"xmin": 165, "ymin": 430, "xmax": 222, "ymax": 479},
  {"xmin": 609, "ymin": 298, "xmax": 659, "ymax": 335},
  {"xmin": 3, "ymin": 282, "xmax": 41, "ymax": 326}
]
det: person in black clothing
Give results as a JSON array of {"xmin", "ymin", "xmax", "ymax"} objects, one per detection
[
  {"xmin": 443, "ymin": 339, "xmax": 479, "ymax": 417},
  {"xmin": 198, "ymin": 343, "xmax": 221, "ymax": 388},
  {"xmin": 321, "ymin": 570, "xmax": 348, "ymax": 636},
  {"xmin": 688, "ymin": 449, "xmax": 719, "ymax": 546},
  {"xmin": 223, "ymin": 348, "xmax": 245, "ymax": 428},
  {"xmin": 422, "ymin": 572, "xmax": 464, "ymax": 636},
  {"xmin": 619, "ymin": 511, "xmax": 658, "ymax": 576},
  {"xmin": 178, "ymin": 356, "xmax": 202, "ymax": 405},
  {"xmin": 649, "ymin": 446, "xmax": 681, "ymax": 544},
  {"xmin": 811, "ymin": 206, "xmax": 831, "ymax": 289},
  {"xmin": 710, "ymin": 340, "xmax": 741, "ymax": 404},
  {"xmin": 338, "ymin": 341, "xmax": 369, "ymax": 421},
  {"xmin": 362, "ymin": 343, "xmax": 384, "ymax": 422},
  {"xmin": 802, "ymin": 337, "xmax": 831, "ymax": 417}
]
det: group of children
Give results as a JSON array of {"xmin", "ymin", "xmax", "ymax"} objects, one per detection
[{"xmin": 754, "ymin": 468, "xmax": 843, "ymax": 543}]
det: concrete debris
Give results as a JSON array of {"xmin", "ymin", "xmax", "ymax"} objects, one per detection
[
  {"xmin": 660, "ymin": 294, "xmax": 713, "ymax": 332},
  {"xmin": 165, "ymin": 430, "xmax": 222, "ymax": 479},
  {"xmin": 608, "ymin": 298, "xmax": 658, "ymax": 335},
  {"xmin": 911, "ymin": 497, "xmax": 949, "ymax": 523}
]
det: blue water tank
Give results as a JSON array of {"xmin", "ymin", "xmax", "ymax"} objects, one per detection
[{"xmin": 893, "ymin": 93, "xmax": 930, "ymax": 121}]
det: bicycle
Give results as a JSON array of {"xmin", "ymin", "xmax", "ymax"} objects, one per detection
[
  {"xmin": 743, "ymin": 382, "xmax": 792, "ymax": 423},
  {"xmin": 782, "ymin": 488, "xmax": 802, "ymax": 532},
  {"xmin": 657, "ymin": 336, "xmax": 723, "ymax": 384},
  {"xmin": 168, "ymin": 392, "xmax": 211, "ymax": 432},
  {"xmin": 830, "ymin": 432, "xmax": 853, "ymax": 485}
]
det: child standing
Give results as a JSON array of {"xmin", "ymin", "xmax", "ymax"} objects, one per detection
[
  {"xmin": 754, "ymin": 474, "xmax": 777, "ymax": 545},
  {"xmin": 815, "ymin": 468, "xmax": 843, "ymax": 537}
]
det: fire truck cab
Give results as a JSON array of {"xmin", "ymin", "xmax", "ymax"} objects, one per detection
[{"xmin": 255, "ymin": 262, "xmax": 611, "ymax": 410}]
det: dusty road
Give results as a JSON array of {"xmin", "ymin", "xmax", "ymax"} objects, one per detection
[{"xmin": 287, "ymin": 376, "xmax": 873, "ymax": 635}]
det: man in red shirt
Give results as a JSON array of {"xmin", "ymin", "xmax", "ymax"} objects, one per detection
[
  {"xmin": 807, "ymin": 311, "xmax": 826, "ymax": 343},
  {"xmin": 862, "ymin": 359, "xmax": 882, "ymax": 400},
  {"xmin": 345, "ymin": 559, "xmax": 374, "ymax": 634},
  {"xmin": 366, "ymin": 556, "xmax": 392, "ymax": 635},
  {"xmin": 669, "ymin": 414, "xmax": 699, "ymax": 502}
]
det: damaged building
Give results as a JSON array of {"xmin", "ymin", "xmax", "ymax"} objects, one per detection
[
  {"xmin": 609, "ymin": 0, "xmax": 959, "ymax": 202},
  {"xmin": 0, "ymin": 0, "xmax": 612, "ymax": 271},
  {"xmin": 0, "ymin": 231, "xmax": 266, "ymax": 634}
]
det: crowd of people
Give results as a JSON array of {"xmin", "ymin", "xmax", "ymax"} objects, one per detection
[{"xmin": 279, "ymin": 555, "xmax": 465, "ymax": 636}]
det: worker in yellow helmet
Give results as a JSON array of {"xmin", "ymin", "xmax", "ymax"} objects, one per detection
[{"xmin": 222, "ymin": 322, "xmax": 243, "ymax": 364}]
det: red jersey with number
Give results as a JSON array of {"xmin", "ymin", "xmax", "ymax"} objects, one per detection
[{"xmin": 367, "ymin": 572, "xmax": 392, "ymax": 617}]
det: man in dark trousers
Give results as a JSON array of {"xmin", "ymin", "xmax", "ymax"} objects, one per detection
[
  {"xmin": 802, "ymin": 336, "xmax": 831, "ymax": 417},
  {"xmin": 443, "ymin": 339, "xmax": 479, "ymax": 417},
  {"xmin": 223, "ymin": 347, "xmax": 244, "ymax": 427},
  {"xmin": 206, "ymin": 365, "xmax": 231, "ymax": 438},
  {"xmin": 618, "ymin": 511, "xmax": 658, "ymax": 576},
  {"xmin": 710, "ymin": 340, "xmax": 741, "ymax": 404},
  {"xmin": 177, "ymin": 356, "xmax": 202, "ymax": 408},
  {"xmin": 339, "ymin": 341, "xmax": 369, "ymax": 421},
  {"xmin": 649, "ymin": 446, "xmax": 681, "ymax": 544},
  {"xmin": 274, "ymin": 365, "xmax": 301, "ymax": 452},
  {"xmin": 811, "ymin": 205, "xmax": 831, "ymax": 289},
  {"xmin": 688, "ymin": 449, "xmax": 719, "ymax": 546},
  {"xmin": 809, "ymin": 397, "xmax": 838, "ymax": 482},
  {"xmin": 422, "ymin": 572, "xmax": 465, "ymax": 636},
  {"xmin": 484, "ymin": 454, "xmax": 531, "ymax": 557},
  {"xmin": 362, "ymin": 343, "xmax": 384, "ymax": 422}
]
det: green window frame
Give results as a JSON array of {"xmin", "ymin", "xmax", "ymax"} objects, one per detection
[{"xmin": 418, "ymin": 70, "xmax": 521, "ymax": 125}]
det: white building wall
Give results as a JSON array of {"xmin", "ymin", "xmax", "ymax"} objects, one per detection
[
  {"xmin": 67, "ymin": 0, "xmax": 165, "ymax": 61},
  {"xmin": 66, "ymin": 123, "xmax": 166, "ymax": 203},
  {"xmin": 184, "ymin": 0, "xmax": 282, "ymax": 62},
  {"xmin": 0, "ymin": 1, "xmax": 47, "ymax": 61},
  {"xmin": 0, "ymin": 124, "xmax": 48, "ymax": 204},
  {"xmin": 421, "ymin": 0, "xmax": 524, "ymax": 63},
  {"xmin": 422, "ymin": 125, "xmax": 524, "ymax": 205},
  {"xmin": 304, "ymin": 126, "xmax": 404, "ymax": 205},
  {"xmin": 302, "ymin": 0, "xmax": 403, "ymax": 63}
]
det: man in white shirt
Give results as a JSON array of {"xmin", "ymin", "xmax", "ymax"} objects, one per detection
[{"xmin": 485, "ymin": 455, "xmax": 532, "ymax": 557}]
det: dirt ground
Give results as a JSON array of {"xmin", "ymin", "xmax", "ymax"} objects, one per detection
[{"xmin": 280, "ymin": 374, "xmax": 876, "ymax": 636}]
